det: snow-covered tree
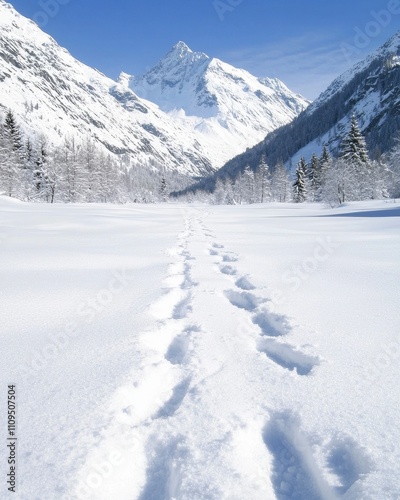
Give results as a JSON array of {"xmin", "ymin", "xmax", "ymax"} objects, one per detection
[
  {"xmin": 255, "ymin": 155, "xmax": 271, "ymax": 203},
  {"xmin": 387, "ymin": 139, "xmax": 400, "ymax": 199},
  {"xmin": 340, "ymin": 115, "xmax": 369, "ymax": 165},
  {"xmin": 339, "ymin": 115, "xmax": 372, "ymax": 200},
  {"xmin": 213, "ymin": 177, "xmax": 228, "ymax": 204},
  {"xmin": 0, "ymin": 111, "xmax": 24, "ymax": 197},
  {"xmin": 293, "ymin": 157, "xmax": 307, "ymax": 203},
  {"xmin": 159, "ymin": 175, "xmax": 168, "ymax": 202},
  {"xmin": 271, "ymin": 161, "xmax": 291, "ymax": 202},
  {"xmin": 308, "ymin": 153, "xmax": 321, "ymax": 201},
  {"xmin": 80, "ymin": 137, "xmax": 100, "ymax": 202},
  {"xmin": 242, "ymin": 165, "xmax": 256, "ymax": 203},
  {"xmin": 59, "ymin": 137, "xmax": 83, "ymax": 203},
  {"xmin": 33, "ymin": 137, "xmax": 49, "ymax": 200}
]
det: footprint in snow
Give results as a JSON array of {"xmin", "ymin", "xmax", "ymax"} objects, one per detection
[
  {"xmin": 257, "ymin": 337, "xmax": 319, "ymax": 376},
  {"xmin": 263, "ymin": 412, "xmax": 334, "ymax": 500},
  {"xmin": 172, "ymin": 293, "xmax": 192, "ymax": 320},
  {"xmin": 252, "ymin": 308, "xmax": 291, "ymax": 337},
  {"xmin": 224, "ymin": 289, "xmax": 265, "ymax": 312},
  {"xmin": 219, "ymin": 265, "xmax": 237, "ymax": 276},
  {"xmin": 222, "ymin": 254, "xmax": 238, "ymax": 263},
  {"xmin": 165, "ymin": 325, "xmax": 200, "ymax": 365},
  {"xmin": 326, "ymin": 434, "xmax": 374, "ymax": 495},
  {"xmin": 235, "ymin": 276, "xmax": 256, "ymax": 291}
]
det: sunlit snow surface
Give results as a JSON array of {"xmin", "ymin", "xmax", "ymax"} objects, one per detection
[{"xmin": 0, "ymin": 197, "xmax": 399, "ymax": 499}]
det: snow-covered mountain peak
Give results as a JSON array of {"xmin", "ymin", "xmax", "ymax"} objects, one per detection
[
  {"xmin": 145, "ymin": 41, "xmax": 210, "ymax": 86},
  {"xmin": 167, "ymin": 41, "xmax": 208, "ymax": 61},
  {"xmin": 169, "ymin": 41, "xmax": 193, "ymax": 56},
  {"xmin": 128, "ymin": 44, "xmax": 309, "ymax": 166}
]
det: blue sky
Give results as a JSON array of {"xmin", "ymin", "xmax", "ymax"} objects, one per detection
[{"xmin": 10, "ymin": 0, "xmax": 400, "ymax": 99}]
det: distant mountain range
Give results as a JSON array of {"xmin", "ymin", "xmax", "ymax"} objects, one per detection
[{"xmin": 0, "ymin": 0, "xmax": 308, "ymax": 176}]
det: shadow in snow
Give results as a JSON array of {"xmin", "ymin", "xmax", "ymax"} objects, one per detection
[
  {"xmin": 139, "ymin": 437, "xmax": 186, "ymax": 500},
  {"xmin": 153, "ymin": 378, "xmax": 191, "ymax": 419},
  {"xmin": 257, "ymin": 338, "xmax": 319, "ymax": 376},
  {"xmin": 224, "ymin": 289, "xmax": 264, "ymax": 312},
  {"xmin": 235, "ymin": 276, "xmax": 256, "ymax": 291},
  {"xmin": 327, "ymin": 435, "xmax": 374, "ymax": 495},
  {"xmin": 219, "ymin": 265, "xmax": 237, "ymax": 276},
  {"xmin": 321, "ymin": 207, "xmax": 400, "ymax": 218},
  {"xmin": 252, "ymin": 308, "xmax": 291, "ymax": 337},
  {"xmin": 263, "ymin": 412, "xmax": 333, "ymax": 500}
]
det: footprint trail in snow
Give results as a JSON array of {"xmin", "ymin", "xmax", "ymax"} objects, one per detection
[{"xmin": 72, "ymin": 208, "xmax": 373, "ymax": 500}]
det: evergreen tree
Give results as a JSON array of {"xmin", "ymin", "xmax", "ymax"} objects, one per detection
[
  {"xmin": 340, "ymin": 115, "xmax": 373, "ymax": 200},
  {"xmin": 308, "ymin": 153, "xmax": 321, "ymax": 201},
  {"xmin": 293, "ymin": 157, "xmax": 307, "ymax": 203},
  {"xmin": 318, "ymin": 145, "xmax": 332, "ymax": 200},
  {"xmin": 159, "ymin": 175, "xmax": 168, "ymax": 202},
  {"xmin": 4, "ymin": 110, "xmax": 23, "ymax": 153},
  {"xmin": 340, "ymin": 115, "xmax": 369, "ymax": 165},
  {"xmin": 21, "ymin": 138, "xmax": 36, "ymax": 200},
  {"xmin": 33, "ymin": 138, "xmax": 50, "ymax": 200},
  {"xmin": 0, "ymin": 111, "xmax": 24, "ymax": 197}
]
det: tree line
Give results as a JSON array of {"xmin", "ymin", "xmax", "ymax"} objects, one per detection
[
  {"xmin": 1, "ymin": 110, "xmax": 399, "ymax": 206},
  {"xmin": 177, "ymin": 116, "xmax": 400, "ymax": 206},
  {"xmin": 0, "ymin": 110, "xmax": 189, "ymax": 203}
]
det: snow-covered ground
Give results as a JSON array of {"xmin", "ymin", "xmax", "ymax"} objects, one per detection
[{"xmin": 0, "ymin": 197, "xmax": 399, "ymax": 499}]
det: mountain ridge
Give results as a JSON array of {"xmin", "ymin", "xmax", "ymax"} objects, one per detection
[{"xmin": 181, "ymin": 30, "xmax": 400, "ymax": 193}]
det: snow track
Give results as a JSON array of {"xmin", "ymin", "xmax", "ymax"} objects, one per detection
[{"xmin": 69, "ymin": 206, "xmax": 378, "ymax": 499}]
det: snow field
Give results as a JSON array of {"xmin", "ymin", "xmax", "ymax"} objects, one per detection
[{"xmin": 0, "ymin": 198, "xmax": 399, "ymax": 499}]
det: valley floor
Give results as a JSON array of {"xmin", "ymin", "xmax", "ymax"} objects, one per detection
[{"xmin": 0, "ymin": 198, "xmax": 399, "ymax": 499}]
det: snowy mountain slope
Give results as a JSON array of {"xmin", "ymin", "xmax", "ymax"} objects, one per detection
[
  {"xmin": 190, "ymin": 31, "xmax": 400, "ymax": 189},
  {"xmin": 0, "ymin": 1, "xmax": 214, "ymax": 176},
  {"xmin": 124, "ymin": 42, "xmax": 310, "ymax": 168},
  {"xmin": 309, "ymin": 32, "xmax": 400, "ymax": 112}
]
